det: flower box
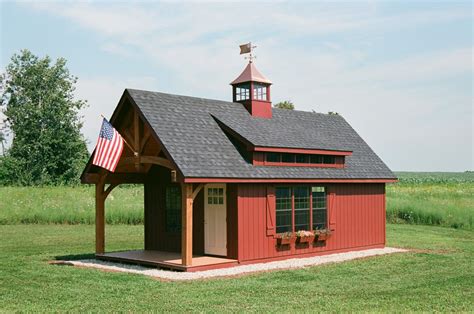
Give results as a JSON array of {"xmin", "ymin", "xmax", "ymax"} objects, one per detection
[
  {"xmin": 295, "ymin": 230, "xmax": 315, "ymax": 244},
  {"xmin": 276, "ymin": 232, "xmax": 295, "ymax": 246},
  {"xmin": 297, "ymin": 235, "xmax": 315, "ymax": 244},
  {"xmin": 314, "ymin": 229, "xmax": 332, "ymax": 242}
]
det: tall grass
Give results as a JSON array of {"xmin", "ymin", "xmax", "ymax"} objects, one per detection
[
  {"xmin": 0, "ymin": 185, "xmax": 144, "ymax": 224},
  {"xmin": 387, "ymin": 172, "xmax": 473, "ymax": 230},
  {"xmin": 1, "ymin": 172, "xmax": 472, "ymax": 229}
]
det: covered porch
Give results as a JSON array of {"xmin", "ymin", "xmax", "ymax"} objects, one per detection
[{"xmin": 81, "ymin": 95, "xmax": 233, "ymax": 271}]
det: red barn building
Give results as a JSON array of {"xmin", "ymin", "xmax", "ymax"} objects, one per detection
[{"xmin": 81, "ymin": 59, "xmax": 397, "ymax": 271}]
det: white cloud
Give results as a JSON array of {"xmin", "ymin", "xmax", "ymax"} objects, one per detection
[{"xmin": 24, "ymin": 2, "xmax": 473, "ymax": 171}]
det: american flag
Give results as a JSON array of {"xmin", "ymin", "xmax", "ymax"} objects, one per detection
[{"xmin": 92, "ymin": 118, "xmax": 124, "ymax": 172}]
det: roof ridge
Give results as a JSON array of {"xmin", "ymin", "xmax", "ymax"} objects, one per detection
[{"xmin": 126, "ymin": 88, "xmax": 238, "ymax": 106}]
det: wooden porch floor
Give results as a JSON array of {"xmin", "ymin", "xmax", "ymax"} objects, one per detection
[{"xmin": 96, "ymin": 250, "xmax": 238, "ymax": 272}]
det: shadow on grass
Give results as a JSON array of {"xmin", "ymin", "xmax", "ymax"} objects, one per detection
[{"xmin": 54, "ymin": 253, "xmax": 95, "ymax": 260}]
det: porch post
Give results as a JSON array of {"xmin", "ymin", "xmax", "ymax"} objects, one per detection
[
  {"xmin": 181, "ymin": 183, "xmax": 193, "ymax": 266},
  {"xmin": 95, "ymin": 182, "xmax": 105, "ymax": 254}
]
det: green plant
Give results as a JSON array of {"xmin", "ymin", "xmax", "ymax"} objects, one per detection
[{"xmin": 278, "ymin": 231, "xmax": 294, "ymax": 239}]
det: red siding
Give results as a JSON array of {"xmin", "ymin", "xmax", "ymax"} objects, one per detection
[
  {"xmin": 237, "ymin": 183, "xmax": 386, "ymax": 262},
  {"xmin": 226, "ymin": 184, "xmax": 239, "ymax": 259}
]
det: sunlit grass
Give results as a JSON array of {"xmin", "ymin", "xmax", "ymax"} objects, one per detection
[
  {"xmin": 0, "ymin": 185, "xmax": 144, "ymax": 224},
  {"xmin": 386, "ymin": 181, "xmax": 473, "ymax": 230},
  {"xmin": 1, "ymin": 172, "xmax": 472, "ymax": 230},
  {"xmin": 0, "ymin": 224, "xmax": 472, "ymax": 312}
]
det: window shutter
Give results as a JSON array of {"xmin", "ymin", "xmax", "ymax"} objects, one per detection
[
  {"xmin": 266, "ymin": 186, "xmax": 276, "ymax": 236},
  {"xmin": 328, "ymin": 190, "xmax": 336, "ymax": 231}
]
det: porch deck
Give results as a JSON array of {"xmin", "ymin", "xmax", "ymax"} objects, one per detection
[{"xmin": 96, "ymin": 250, "xmax": 238, "ymax": 272}]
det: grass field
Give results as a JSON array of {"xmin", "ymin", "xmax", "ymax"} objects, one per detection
[
  {"xmin": 0, "ymin": 224, "xmax": 472, "ymax": 311},
  {"xmin": 386, "ymin": 172, "xmax": 473, "ymax": 230},
  {"xmin": 0, "ymin": 185, "xmax": 144, "ymax": 225},
  {"xmin": 1, "ymin": 172, "xmax": 472, "ymax": 230}
]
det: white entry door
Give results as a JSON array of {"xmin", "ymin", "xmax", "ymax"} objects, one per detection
[{"xmin": 204, "ymin": 184, "xmax": 227, "ymax": 256}]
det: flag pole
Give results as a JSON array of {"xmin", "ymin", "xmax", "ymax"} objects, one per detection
[{"xmin": 100, "ymin": 114, "xmax": 137, "ymax": 155}]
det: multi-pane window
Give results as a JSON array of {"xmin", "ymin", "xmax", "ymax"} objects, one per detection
[
  {"xmin": 312, "ymin": 186, "xmax": 327, "ymax": 230},
  {"xmin": 275, "ymin": 186, "xmax": 328, "ymax": 234},
  {"xmin": 323, "ymin": 156, "xmax": 336, "ymax": 164},
  {"xmin": 265, "ymin": 153, "xmax": 338, "ymax": 165},
  {"xmin": 236, "ymin": 84, "xmax": 250, "ymax": 101},
  {"xmin": 165, "ymin": 186, "xmax": 181, "ymax": 232},
  {"xmin": 294, "ymin": 187, "xmax": 310, "ymax": 231},
  {"xmin": 296, "ymin": 154, "xmax": 310, "ymax": 163},
  {"xmin": 208, "ymin": 188, "xmax": 224, "ymax": 205},
  {"xmin": 282, "ymin": 153, "xmax": 295, "ymax": 163},
  {"xmin": 253, "ymin": 83, "xmax": 267, "ymax": 100},
  {"xmin": 310, "ymin": 155, "xmax": 324, "ymax": 164},
  {"xmin": 266, "ymin": 152, "xmax": 281, "ymax": 162},
  {"xmin": 276, "ymin": 187, "xmax": 292, "ymax": 233}
]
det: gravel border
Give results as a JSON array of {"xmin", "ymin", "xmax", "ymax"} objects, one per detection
[{"xmin": 57, "ymin": 247, "xmax": 407, "ymax": 281}]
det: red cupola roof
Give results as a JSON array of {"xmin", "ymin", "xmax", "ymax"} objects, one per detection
[{"xmin": 230, "ymin": 61, "xmax": 272, "ymax": 85}]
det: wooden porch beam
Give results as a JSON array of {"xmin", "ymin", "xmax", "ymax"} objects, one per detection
[
  {"xmin": 181, "ymin": 183, "xmax": 193, "ymax": 266},
  {"xmin": 134, "ymin": 109, "xmax": 141, "ymax": 171},
  {"xmin": 95, "ymin": 173, "xmax": 107, "ymax": 254},
  {"xmin": 191, "ymin": 184, "xmax": 204, "ymax": 201},
  {"xmin": 103, "ymin": 183, "xmax": 119, "ymax": 201},
  {"xmin": 120, "ymin": 156, "xmax": 175, "ymax": 170},
  {"xmin": 95, "ymin": 173, "xmax": 121, "ymax": 255},
  {"xmin": 82, "ymin": 173, "xmax": 147, "ymax": 184},
  {"xmin": 139, "ymin": 129, "xmax": 151, "ymax": 154}
]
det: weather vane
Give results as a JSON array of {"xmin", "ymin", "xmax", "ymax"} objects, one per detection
[{"xmin": 239, "ymin": 42, "xmax": 257, "ymax": 63}]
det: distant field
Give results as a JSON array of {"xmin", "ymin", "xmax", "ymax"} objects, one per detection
[
  {"xmin": 0, "ymin": 172, "xmax": 472, "ymax": 230},
  {"xmin": 0, "ymin": 185, "xmax": 144, "ymax": 225},
  {"xmin": 387, "ymin": 172, "xmax": 473, "ymax": 230}
]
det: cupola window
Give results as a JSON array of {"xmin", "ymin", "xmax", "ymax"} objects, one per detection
[
  {"xmin": 235, "ymin": 83, "xmax": 250, "ymax": 101},
  {"xmin": 253, "ymin": 83, "xmax": 268, "ymax": 101}
]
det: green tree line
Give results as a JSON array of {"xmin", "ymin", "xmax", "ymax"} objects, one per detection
[{"xmin": 0, "ymin": 50, "xmax": 88, "ymax": 185}]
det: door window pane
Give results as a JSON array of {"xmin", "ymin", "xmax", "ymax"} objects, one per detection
[{"xmin": 208, "ymin": 188, "xmax": 224, "ymax": 205}]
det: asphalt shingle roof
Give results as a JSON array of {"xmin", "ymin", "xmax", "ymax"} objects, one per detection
[{"xmin": 127, "ymin": 89, "xmax": 396, "ymax": 180}]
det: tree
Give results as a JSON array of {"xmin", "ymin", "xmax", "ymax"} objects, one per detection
[
  {"xmin": 0, "ymin": 50, "xmax": 88, "ymax": 185},
  {"xmin": 273, "ymin": 100, "xmax": 294, "ymax": 110},
  {"xmin": 0, "ymin": 130, "xmax": 5, "ymax": 156}
]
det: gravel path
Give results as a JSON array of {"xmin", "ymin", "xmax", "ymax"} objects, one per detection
[{"xmin": 60, "ymin": 247, "xmax": 407, "ymax": 281}]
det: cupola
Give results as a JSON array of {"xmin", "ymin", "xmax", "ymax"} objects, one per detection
[{"xmin": 231, "ymin": 44, "xmax": 272, "ymax": 118}]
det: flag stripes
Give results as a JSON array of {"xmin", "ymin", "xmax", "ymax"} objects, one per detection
[{"xmin": 92, "ymin": 118, "xmax": 124, "ymax": 172}]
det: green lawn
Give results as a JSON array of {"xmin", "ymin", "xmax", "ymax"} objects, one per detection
[{"xmin": 1, "ymin": 224, "xmax": 472, "ymax": 312}]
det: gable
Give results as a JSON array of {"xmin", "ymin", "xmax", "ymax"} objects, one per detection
[{"xmin": 81, "ymin": 91, "xmax": 179, "ymax": 183}]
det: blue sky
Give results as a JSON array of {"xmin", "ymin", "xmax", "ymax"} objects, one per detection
[{"xmin": 1, "ymin": 1, "xmax": 472, "ymax": 171}]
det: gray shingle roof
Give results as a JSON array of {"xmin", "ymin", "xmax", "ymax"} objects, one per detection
[{"xmin": 127, "ymin": 89, "xmax": 396, "ymax": 180}]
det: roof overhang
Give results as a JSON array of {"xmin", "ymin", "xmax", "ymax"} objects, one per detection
[{"xmin": 184, "ymin": 178, "xmax": 398, "ymax": 183}]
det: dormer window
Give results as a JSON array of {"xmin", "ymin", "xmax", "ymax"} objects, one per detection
[
  {"xmin": 253, "ymin": 83, "xmax": 268, "ymax": 101},
  {"xmin": 251, "ymin": 148, "xmax": 352, "ymax": 169},
  {"xmin": 235, "ymin": 83, "xmax": 250, "ymax": 101}
]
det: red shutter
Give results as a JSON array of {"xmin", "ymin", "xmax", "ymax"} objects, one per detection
[
  {"xmin": 266, "ymin": 186, "xmax": 276, "ymax": 236},
  {"xmin": 328, "ymin": 189, "xmax": 336, "ymax": 231}
]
